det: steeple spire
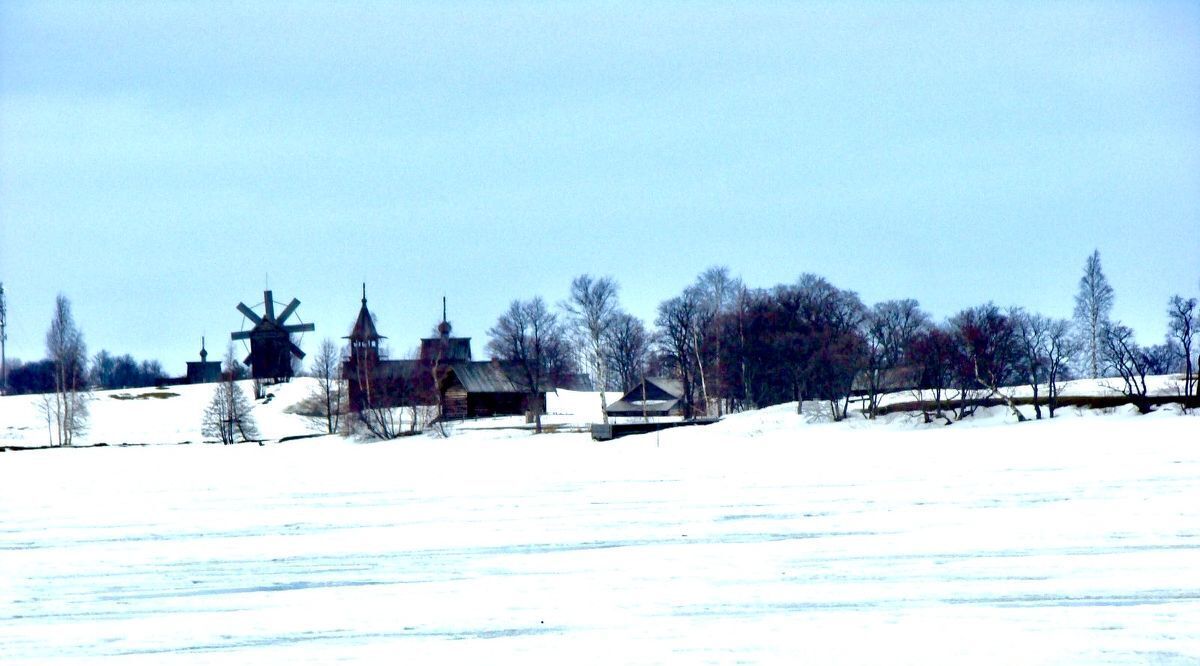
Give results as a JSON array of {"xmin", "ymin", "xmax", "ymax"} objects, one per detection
[
  {"xmin": 437, "ymin": 295, "xmax": 451, "ymax": 337},
  {"xmin": 347, "ymin": 284, "xmax": 384, "ymax": 345}
]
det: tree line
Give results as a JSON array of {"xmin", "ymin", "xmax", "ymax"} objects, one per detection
[
  {"xmin": 7, "ymin": 249, "xmax": 1196, "ymax": 444},
  {"xmin": 484, "ymin": 251, "xmax": 1197, "ymax": 427}
]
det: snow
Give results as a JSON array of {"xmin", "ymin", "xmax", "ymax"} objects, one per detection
[{"xmin": 1, "ymin": 382, "xmax": 1198, "ymax": 663}]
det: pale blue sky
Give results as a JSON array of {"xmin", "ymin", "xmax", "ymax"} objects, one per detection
[{"xmin": 2, "ymin": 1, "xmax": 1197, "ymax": 371}]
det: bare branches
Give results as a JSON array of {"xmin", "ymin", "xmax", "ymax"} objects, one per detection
[
  {"xmin": 1167, "ymin": 295, "xmax": 1197, "ymax": 396},
  {"xmin": 487, "ymin": 297, "xmax": 573, "ymax": 433},
  {"xmin": 202, "ymin": 345, "xmax": 260, "ymax": 444},
  {"xmin": 1100, "ymin": 322, "xmax": 1152, "ymax": 413},
  {"xmin": 606, "ymin": 312, "xmax": 649, "ymax": 393},
  {"xmin": 307, "ymin": 338, "xmax": 344, "ymax": 434},
  {"xmin": 862, "ymin": 299, "xmax": 929, "ymax": 418}
]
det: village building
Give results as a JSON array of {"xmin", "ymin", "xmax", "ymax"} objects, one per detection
[
  {"xmin": 605, "ymin": 377, "xmax": 688, "ymax": 418},
  {"xmin": 343, "ymin": 289, "xmax": 546, "ymax": 420},
  {"xmin": 184, "ymin": 338, "xmax": 222, "ymax": 384}
]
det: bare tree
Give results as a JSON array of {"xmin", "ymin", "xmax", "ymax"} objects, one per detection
[
  {"xmin": 655, "ymin": 293, "xmax": 703, "ymax": 419},
  {"xmin": 861, "ymin": 299, "xmax": 928, "ymax": 418},
  {"xmin": 1167, "ymin": 295, "xmax": 1197, "ymax": 396},
  {"xmin": 487, "ymin": 297, "xmax": 573, "ymax": 433},
  {"xmin": 952, "ymin": 303, "xmax": 1025, "ymax": 421},
  {"xmin": 45, "ymin": 294, "xmax": 89, "ymax": 446},
  {"xmin": 561, "ymin": 275, "xmax": 619, "ymax": 423},
  {"xmin": 909, "ymin": 326, "xmax": 960, "ymax": 424},
  {"xmin": 1044, "ymin": 318, "xmax": 1077, "ymax": 418},
  {"xmin": 307, "ymin": 338, "xmax": 344, "ymax": 434},
  {"xmin": 606, "ymin": 311, "xmax": 650, "ymax": 393},
  {"xmin": 1073, "ymin": 249, "xmax": 1115, "ymax": 378},
  {"xmin": 1010, "ymin": 308, "xmax": 1051, "ymax": 419},
  {"xmin": 202, "ymin": 345, "xmax": 260, "ymax": 444},
  {"xmin": 1100, "ymin": 322, "xmax": 1152, "ymax": 413}
]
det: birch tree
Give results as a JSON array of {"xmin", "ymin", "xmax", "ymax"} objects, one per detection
[
  {"xmin": 561, "ymin": 275, "xmax": 619, "ymax": 423},
  {"xmin": 692, "ymin": 266, "xmax": 742, "ymax": 414},
  {"xmin": 45, "ymin": 294, "xmax": 89, "ymax": 446},
  {"xmin": 1073, "ymin": 250, "xmax": 1114, "ymax": 378}
]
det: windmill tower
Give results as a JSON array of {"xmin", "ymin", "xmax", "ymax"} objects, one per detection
[{"xmin": 231, "ymin": 290, "xmax": 315, "ymax": 391}]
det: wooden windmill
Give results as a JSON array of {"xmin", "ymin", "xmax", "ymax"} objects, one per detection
[{"xmin": 231, "ymin": 290, "xmax": 315, "ymax": 384}]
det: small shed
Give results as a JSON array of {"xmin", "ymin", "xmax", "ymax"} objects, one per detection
[{"xmin": 605, "ymin": 377, "xmax": 686, "ymax": 418}]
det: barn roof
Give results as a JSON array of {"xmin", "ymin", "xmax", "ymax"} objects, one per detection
[{"xmin": 444, "ymin": 362, "xmax": 527, "ymax": 394}]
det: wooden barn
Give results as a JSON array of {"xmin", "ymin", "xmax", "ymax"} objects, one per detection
[
  {"xmin": 605, "ymin": 377, "xmax": 688, "ymax": 418},
  {"xmin": 438, "ymin": 360, "xmax": 544, "ymax": 420}
]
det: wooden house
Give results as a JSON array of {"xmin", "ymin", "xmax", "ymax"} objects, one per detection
[{"xmin": 605, "ymin": 377, "xmax": 688, "ymax": 418}]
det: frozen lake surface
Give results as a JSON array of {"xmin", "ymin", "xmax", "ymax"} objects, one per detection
[{"xmin": 2, "ymin": 405, "xmax": 1198, "ymax": 664}]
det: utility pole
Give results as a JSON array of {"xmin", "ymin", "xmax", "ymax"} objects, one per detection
[{"xmin": 0, "ymin": 282, "xmax": 7, "ymax": 395}]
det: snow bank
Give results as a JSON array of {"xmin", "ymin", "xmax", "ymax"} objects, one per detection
[{"xmin": 1, "ymin": 406, "xmax": 1197, "ymax": 663}]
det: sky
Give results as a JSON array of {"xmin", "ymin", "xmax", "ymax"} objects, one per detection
[{"xmin": 2, "ymin": 1, "xmax": 1197, "ymax": 372}]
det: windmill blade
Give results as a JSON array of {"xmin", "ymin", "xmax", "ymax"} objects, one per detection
[
  {"xmin": 283, "ymin": 322, "xmax": 316, "ymax": 334},
  {"xmin": 276, "ymin": 298, "xmax": 301, "ymax": 325},
  {"xmin": 289, "ymin": 341, "xmax": 307, "ymax": 359},
  {"xmin": 231, "ymin": 330, "xmax": 253, "ymax": 340},
  {"xmin": 235, "ymin": 302, "xmax": 261, "ymax": 326}
]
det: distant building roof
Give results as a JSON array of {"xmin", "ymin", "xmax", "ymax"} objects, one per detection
[
  {"xmin": 605, "ymin": 377, "xmax": 686, "ymax": 416},
  {"xmin": 851, "ymin": 366, "xmax": 920, "ymax": 394},
  {"xmin": 606, "ymin": 397, "xmax": 681, "ymax": 415},
  {"xmin": 443, "ymin": 361, "xmax": 526, "ymax": 393}
]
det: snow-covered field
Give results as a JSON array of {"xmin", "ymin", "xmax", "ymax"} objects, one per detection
[{"xmin": 1, "ymin": 383, "xmax": 1198, "ymax": 663}]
